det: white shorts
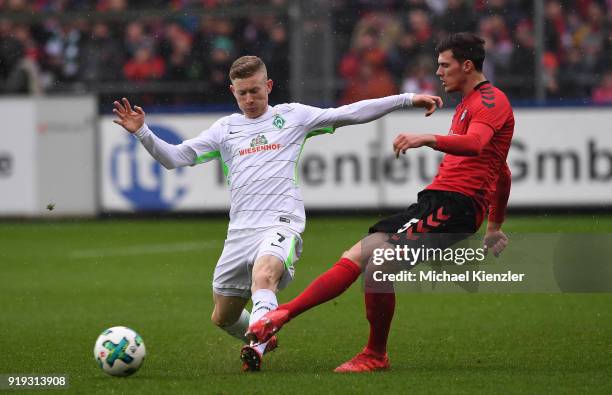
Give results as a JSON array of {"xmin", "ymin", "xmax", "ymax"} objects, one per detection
[{"xmin": 212, "ymin": 226, "xmax": 303, "ymax": 299}]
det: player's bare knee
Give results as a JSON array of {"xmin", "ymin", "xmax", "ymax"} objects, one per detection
[
  {"xmin": 252, "ymin": 257, "xmax": 283, "ymax": 291},
  {"xmin": 211, "ymin": 308, "xmax": 234, "ymax": 327},
  {"xmin": 251, "ymin": 269, "xmax": 280, "ymax": 292},
  {"xmin": 210, "ymin": 310, "xmax": 224, "ymax": 327}
]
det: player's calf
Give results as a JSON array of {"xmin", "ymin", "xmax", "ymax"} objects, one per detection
[{"xmin": 212, "ymin": 309, "xmax": 251, "ymax": 343}]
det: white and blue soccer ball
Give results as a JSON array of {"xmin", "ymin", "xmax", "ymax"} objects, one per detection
[{"xmin": 94, "ymin": 326, "xmax": 146, "ymax": 377}]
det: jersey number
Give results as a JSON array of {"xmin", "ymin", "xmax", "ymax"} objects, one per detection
[{"xmin": 271, "ymin": 233, "xmax": 286, "ymax": 247}]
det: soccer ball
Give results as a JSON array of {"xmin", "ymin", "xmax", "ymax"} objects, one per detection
[{"xmin": 94, "ymin": 326, "xmax": 146, "ymax": 377}]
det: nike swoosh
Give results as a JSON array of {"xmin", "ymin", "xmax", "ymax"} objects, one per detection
[
  {"xmin": 271, "ymin": 243, "xmax": 281, "ymax": 247},
  {"xmin": 229, "ymin": 130, "xmax": 244, "ymax": 135}
]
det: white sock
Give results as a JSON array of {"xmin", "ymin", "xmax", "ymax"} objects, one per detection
[
  {"xmin": 250, "ymin": 289, "xmax": 278, "ymax": 355},
  {"xmin": 221, "ymin": 309, "xmax": 250, "ymax": 343}
]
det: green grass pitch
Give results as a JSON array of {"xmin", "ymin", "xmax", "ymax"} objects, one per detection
[{"xmin": 1, "ymin": 215, "xmax": 611, "ymax": 394}]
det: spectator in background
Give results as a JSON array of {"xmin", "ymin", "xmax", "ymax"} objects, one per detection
[
  {"xmin": 340, "ymin": 49, "xmax": 397, "ymax": 104},
  {"xmin": 243, "ymin": 15, "xmax": 273, "ymax": 56},
  {"xmin": 159, "ymin": 22, "xmax": 185, "ymax": 60},
  {"xmin": 164, "ymin": 32, "xmax": 195, "ymax": 81},
  {"xmin": 405, "ymin": 8, "xmax": 435, "ymax": 54},
  {"xmin": 160, "ymin": 22, "xmax": 199, "ymax": 81},
  {"xmin": 80, "ymin": 22, "xmax": 123, "ymax": 83},
  {"xmin": 123, "ymin": 45, "xmax": 165, "ymax": 81},
  {"xmin": 348, "ymin": 12, "xmax": 402, "ymax": 76},
  {"xmin": 388, "ymin": 8, "xmax": 436, "ymax": 85},
  {"xmin": 1, "ymin": 23, "xmax": 41, "ymax": 93},
  {"xmin": 207, "ymin": 36, "xmax": 234, "ymax": 94},
  {"xmin": 544, "ymin": 0, "xmax": 565, "ymax": 57},
  {"xmin": 261, "ymin": 23, "xmax": 289, "ymax": 103},
  {"xmin": 591, "ymin": 70, "xmax": 612, "ymax": 104},
  {"xmin": 211, "ymin": 17, "xmax": 238, "ymax": 50},
  {"xmin": 475, "ymin": 0, "xmax": 527, "ymax": 27},
  {"xmin": 339, "ymin": 28, "xmax": 382, "ymax": 83},
  {"xmin": 478, "ymin": 15, "xmax": 513, "ymax": 85},
  {"xmin": 436, "ymin": 0, "xmax": 477, "ymax": 34},
  {"xmin": 595, "ymin": 10, "xmax": 611, "ymax": 73},
  {"xmin": 0, "ymin": 19, "xmax": 22, "ymax": 83},
  {"xmin": 389, "ymin": 31, "xmax": 421, "ymax": 79},
  {"xmin": 42, "ymin": 20, "xmax": 83, "ymax": 83},
  {"xmin": 559, "ymin": 46, "xmax": 593, "ymax": 98},
  {"xmin": 508, "ymin": 19, "xmax": 535, "ymax": 98},
  {"xmin": 577, "ymin": 2, "xmax": 605, "ymax": 71},
  {"xmin": 124, "ymin": 21, "xmax": 154, "ymax": 58},
  {"xmin": 542, "ymin": 52, "xmax": 560, "ymax": 98},
  {"xmin": 191, "ymin": 15, "xmax": 216, "ymax": 80},
  {"xmin": 354, "ymin": 12, "xmax": 402, "ymax": 53},
  {"xmin": 400, "ymin": 56, "xmax": 437, "ymax": 96}
]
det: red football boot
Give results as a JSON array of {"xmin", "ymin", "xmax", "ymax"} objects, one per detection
[
  {"xmin": 240, "ymin": 344, "xmax": 262, "ymax": 372},
  {"xmin": 246, "ymin": 309, "xmax": 290, "ymax": 344},
  {"xmin": 333, "ymin": 348, "xmax": 390, "ymax": 373},
  {"xmin": 240, "ymin": 335, "xmax": 278, "ymax": 372},
  {"xmin": 264, "ymin": 335, "xmax": 278, "ymax": 354}
]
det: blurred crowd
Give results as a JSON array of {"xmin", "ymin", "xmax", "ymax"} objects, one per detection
[
  {"xmin": 335, "ymin": 0, "xmax": 612, "ymax": 104},
  {"xmin": 0, "ymin": 0, "xmax": 289, "ymax": 104},
  {"xmin": 0, "ymin": 0, "xmax": 611, "ymax": 105}
]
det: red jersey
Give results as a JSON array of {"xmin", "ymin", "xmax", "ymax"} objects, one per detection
[{"xmin": 426, "ymin": 81, "xmax": 514, "ymax": 226}]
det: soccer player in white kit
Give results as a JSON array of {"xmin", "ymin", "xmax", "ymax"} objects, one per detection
[{"xmin": 112, "ymin": 56, "xmax": 442, "ymax": 371}]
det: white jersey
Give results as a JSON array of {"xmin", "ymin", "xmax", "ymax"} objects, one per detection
[{"xmin": 134, "ymin": 94, "xmax": 415, "ymax": 233}]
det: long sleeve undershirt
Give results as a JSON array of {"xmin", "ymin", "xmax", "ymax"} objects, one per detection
[
  {"xmin": 434, "ymin": 122, "xmax": 494, "ymax": 156},
  {"xmin": 488, "ymin": 163, "xmax": 512, "ymax": 224},
  {"xmin": 134, "ymin": 125, "xmax": 196, "ymax": 169},
  {"xmin": 311, "ymin": 93, "xmax": 414, "ymax": 129}
]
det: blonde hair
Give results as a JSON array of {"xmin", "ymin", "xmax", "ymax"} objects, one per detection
[{"xmin": 229, "ymin": 56, "xmax": 268, "ymax": 80}]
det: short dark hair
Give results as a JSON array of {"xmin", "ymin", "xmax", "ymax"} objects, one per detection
[
  {"xmin": 229, "ymin": 56, "xmax": 267, "ymax": 80},
  {"xmin": 435, "ymin": 32, "xmax": 486, "ymax": 71}
]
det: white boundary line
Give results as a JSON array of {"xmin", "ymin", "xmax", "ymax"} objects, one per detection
[{"xmin": 69, "ymin": 240, "xmax": 220, "ymax": 259}]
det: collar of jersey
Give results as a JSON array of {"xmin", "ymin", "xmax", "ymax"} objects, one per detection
[
  {"xmin": 461, "ymin": 80, "xmax": 491, "ymax": 103},
  {"xmin": 473, "ymin": 80, "xmax": 491, "ymax": 91},
  {"xmin": 243, "ymin": 105, "xmax": 273, "ymax": 121}
]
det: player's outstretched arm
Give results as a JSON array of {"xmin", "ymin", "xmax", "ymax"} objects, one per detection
[
  {"xmin": 310, "ymin": 93, "xmax": 443, "ymax": 129},
  {"xmin": 393, "ymin": 122, "xmax": 495, "ymax": 158},
  {"xmin": 392, "ymin": 133, "xmax": 437, "ymax": 157},
  {"xmin": 112, "ymin": 97, "xmax": 195, "ymax": 169},
  {"xmin": 484, "ymin": 163, "xmax": 511, "ymax": 257}
]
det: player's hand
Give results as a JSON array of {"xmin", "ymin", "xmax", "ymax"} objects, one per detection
[
  {"xmin": 412, "ymin": 94, "xmax": 443, "ymax": 117},
  {"xmin": 483, "ymin": 229, "xmax": 508, "ymax": 257},
  {"xmin": 113, "ymin": 98, "xmax": 145, "ymax": 133},
  {"xmin": 393, "ymin": 133, "xmax": 436, "ymax": 158}
]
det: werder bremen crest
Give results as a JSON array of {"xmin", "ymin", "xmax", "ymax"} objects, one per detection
[
  {"xmin": 251, "ymin": 135, "xmax": 268, "ymax": 148},
  {"xmin": 272, "ymin": 114, "xmax": 285, "ymax": 129}
]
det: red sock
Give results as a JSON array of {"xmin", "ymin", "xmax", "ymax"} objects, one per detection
[
  {"xmin": 365, "ymin": 292, "xmax": 396, "ymax": 355},
  {"xmin": 279, "ymin": 257, "xmax": 361, "ymax": 319}
]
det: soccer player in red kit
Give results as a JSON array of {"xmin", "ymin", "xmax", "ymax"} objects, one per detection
[{"xmin": 248, "ymin": 32, "xmax": 514, "ymax": 372}]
